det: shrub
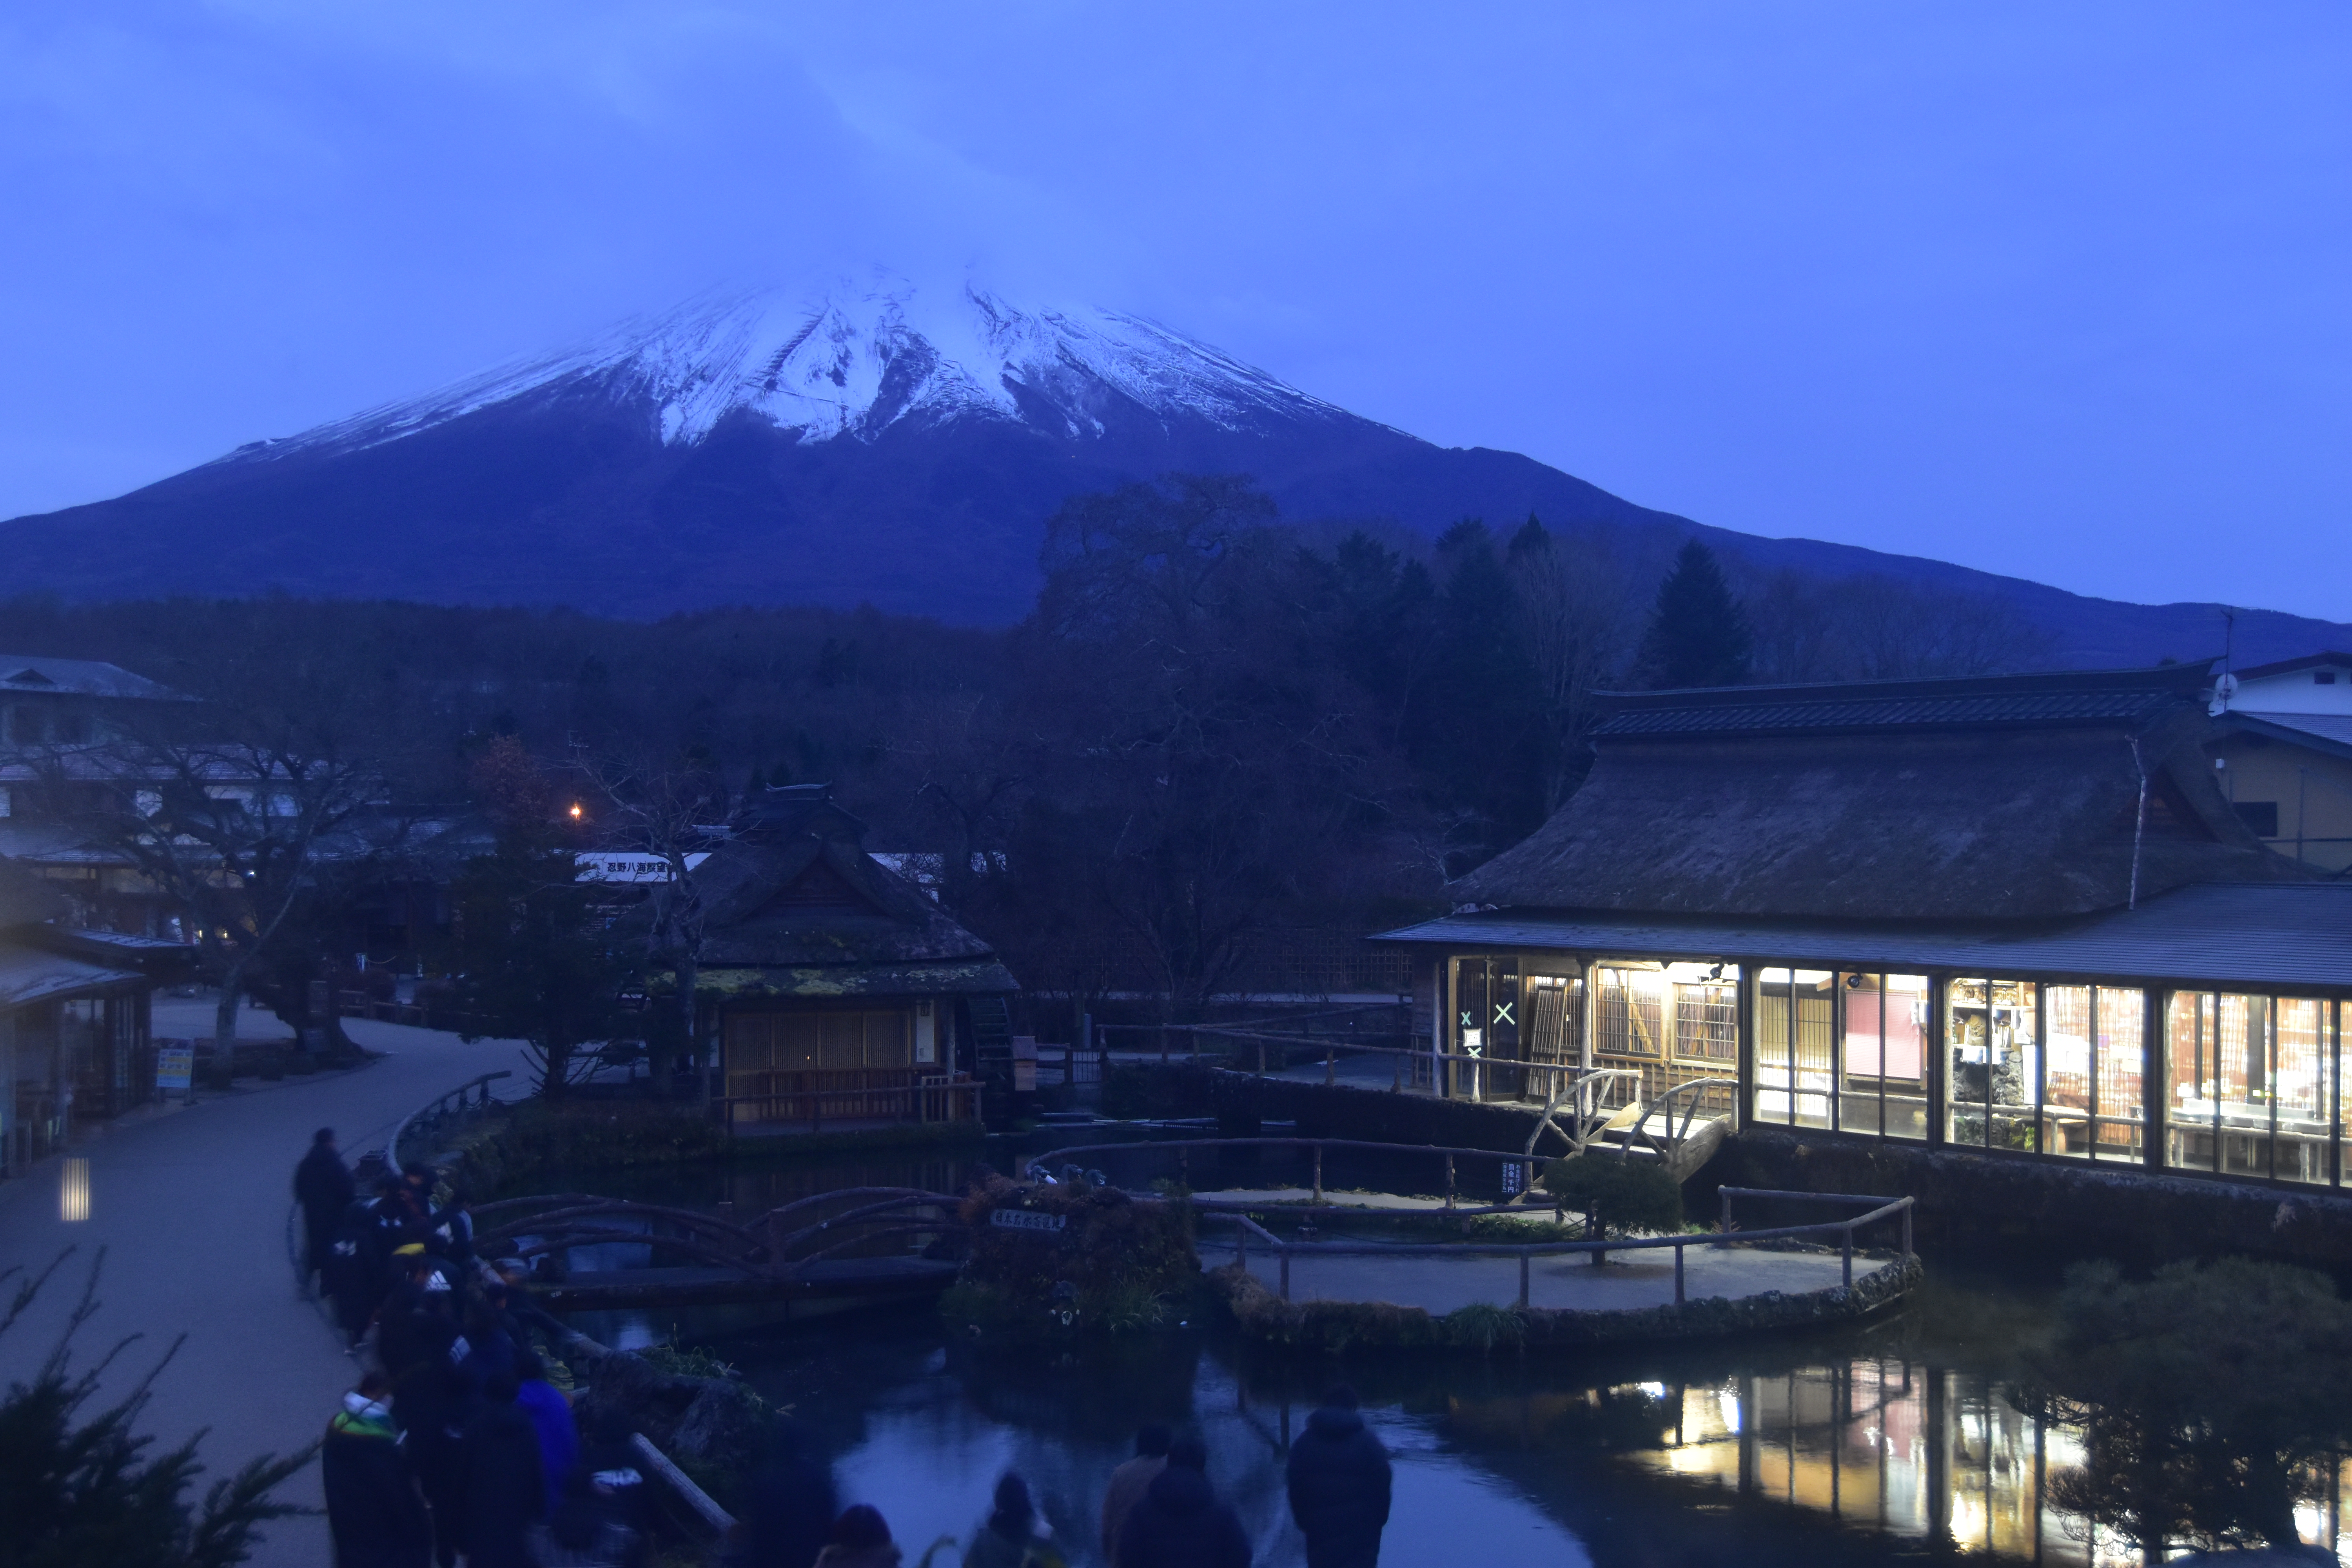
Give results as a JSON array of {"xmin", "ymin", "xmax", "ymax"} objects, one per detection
[
  {"xmin": 1442, "ymin": 1302, "xmax": 1525, "ymax": 1352},
  {"xmin": 1540, "ymin": 1152, "xmax": 1683, "ymax": 1239}
]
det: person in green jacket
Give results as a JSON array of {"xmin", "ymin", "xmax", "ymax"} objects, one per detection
[{"xmin": 963, "ymin": 1474, "xmax": 1065, "ymax": 1568}]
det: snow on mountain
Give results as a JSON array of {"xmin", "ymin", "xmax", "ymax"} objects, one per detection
[{"xmin": 231, "ymin": 273, "xmax": 1359, "ymax": 466}]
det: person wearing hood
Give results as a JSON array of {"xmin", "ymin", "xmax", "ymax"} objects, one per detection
[
  {"xmin": 459, "ymin": 1370, "xmax": 547, "ymax": 1568},
  {"xmin": 323, "ymin": 1372, "xmax": 434, "ymax": 1568},
  {"xmin": 963, "ymin": 1473, "xmax": 1065, "ymax": 1568},
  {"xmin": 1114, "ymin": 1436, "xmax": 1249, "ymax": 1568},
  {"xmin": 1285, "ymin": 1387, "xmax": 1390, "ymax": 1568},
  {"xmin": 814, "ymin": 1505, "xmax": 903, "ymax": 1568},
  {"xmin": 1100, "ymin": 1425, "xmax": 1171, "ymax": 1563},
  {"xmin": 732, "ymin": 1416, "xmax": 838, "ymax": 1568},
  {"xmin": 296, "ymin": 1127, "xmax": 356, "ymax": 1294}
]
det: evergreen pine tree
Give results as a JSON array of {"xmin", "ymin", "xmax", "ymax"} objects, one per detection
[{"xmin": 1637, "ymin": 540, "xmax": 1753, "ymax": 688}]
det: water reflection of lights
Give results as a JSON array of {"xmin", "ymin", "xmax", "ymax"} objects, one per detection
[{"xmin": 1597, "ymin": 1359, "xmax": 2352, "ymax": 1564}]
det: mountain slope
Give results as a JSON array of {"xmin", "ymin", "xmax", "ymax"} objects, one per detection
[{"xmin": 2, "ymin": 274, "xmax": 2344, "ymax": 664}]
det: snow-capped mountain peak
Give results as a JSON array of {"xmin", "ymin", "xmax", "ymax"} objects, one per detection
[{"xmin": 240, "ymin": 274, "xmax": 1353, "ymax": 463}]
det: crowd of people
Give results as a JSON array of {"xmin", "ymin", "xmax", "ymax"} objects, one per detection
[
  {"xmin": 728, "ymin": 1390, "xmax": 1391, "ymax": 1568},
  {"xmin": 297, "ymin": 1127, "xmax": 641, "ymax": 1568},
  {"xmin": 296, "ymin": 1128, "xmax": 1396, "ymax": 1568}
]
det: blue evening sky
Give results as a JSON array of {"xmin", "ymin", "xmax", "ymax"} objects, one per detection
[{"xmin": 2, "ymin": 3, "xmax": 2345, "ymax": 617}]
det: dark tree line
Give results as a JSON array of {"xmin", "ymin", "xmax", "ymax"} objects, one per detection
[{"xmin": 0, "ymin": 473, "xmax": 2050, "ymax": 1015}]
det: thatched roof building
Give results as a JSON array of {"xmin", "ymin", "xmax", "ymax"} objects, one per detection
[
  {"xmin": 685, "ymin": 785, "xmax": 1011, "ymax": 1130},
  {"xmin": 1453, "ymin": 664, "xmax": 2302, "ymax": 920}
]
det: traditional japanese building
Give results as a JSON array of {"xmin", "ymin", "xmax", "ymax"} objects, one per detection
[
  {"xmin": 0, "ymin": 858, "xmax": 163, "ymax": 1176},
  {"xmin": 690, "ymin": 786, "xmax": 1013, "ymax": 1130},
  {"xmin": 1378, "ymin": 664, "xmax": 2352, "ymax": 1191}
]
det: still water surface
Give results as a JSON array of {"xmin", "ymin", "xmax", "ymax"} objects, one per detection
[{"xmin": 539, "ymin": 1148, "xmax": 2352, "ymax": 1567}]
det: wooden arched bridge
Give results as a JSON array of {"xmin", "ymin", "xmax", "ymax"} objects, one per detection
[{"xmin": 473, "ymin": 1187, "xmax": 969, "ymax": 1313}]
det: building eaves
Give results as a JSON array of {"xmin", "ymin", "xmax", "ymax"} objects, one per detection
[
  {"xmin": 1372, "ymin": 882, "xmax": 2352, "ymax": 994},
  {"xmin": 2234, "ymin": 651, "xmax": 2352, "ymax": 682},
  {"xmin": 2215, "ymin": 710, "xmax": 2352, "ymax": 762}
]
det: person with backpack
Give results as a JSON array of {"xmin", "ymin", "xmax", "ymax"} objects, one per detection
[{"xmin": 322, "ymin": 1371, "xmax": 433, "ymax": 1568}]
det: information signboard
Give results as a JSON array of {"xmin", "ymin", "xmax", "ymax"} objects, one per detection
[{"xmin": 155, "ymin": 1045, "xmax": 194, "ymax": 1093}]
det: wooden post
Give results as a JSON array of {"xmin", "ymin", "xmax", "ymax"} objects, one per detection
[
  {"xmin": 1312, "ymin": 1146, "xmax": 1323, "ymax": 1205},
  {"xmin": 1444, "ymin": 1153, "xmax": 1455, "ymax": 1210},
  {"xmin": 1675, "ymin": 1241, "xmax": 1685, "ymax": 1306},
  {"xmin": 1325, "ymin": 1047, "xmax": 1335, "ymax": 1086},
  {"xmin": 1518, "ymin": 1251, "xmax": 1530, "ymax": 1309},
  {"xmin": 1842, "ymin": 1227, "xmax": 1853, "ymax": 1289},
  {"xmin": 1720, "ymin": 1188, "xmax": 1732, "ymax": 1233},
  {"xmin": 1902, "ymin": 1203, "xmax": 1913, "ymax": 1260}
]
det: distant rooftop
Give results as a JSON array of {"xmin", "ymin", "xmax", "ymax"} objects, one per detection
[
  {"xmin": 1589, "ymin": 664, "xmax": 2214, "ymax": 742},
  {"xmin": 0, "ymin": 655, "xmax": 187, "ymax": 702}
]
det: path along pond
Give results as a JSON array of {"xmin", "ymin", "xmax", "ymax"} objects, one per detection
[{"xmin": 512, "ymin": 1140, "xmax": 2352, "ymax": 1568}]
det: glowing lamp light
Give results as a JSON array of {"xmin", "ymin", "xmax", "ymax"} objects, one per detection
[
  {"xmin": 568, "ymin": 803, "xmax": 584, "ymax": 820},
  {"xmin": 60, "ymin": 1157, "xmax": 91, "ymax": 1223}
]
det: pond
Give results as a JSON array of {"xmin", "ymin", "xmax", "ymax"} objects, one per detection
[{"xmin": 533, "ymin": 1143, "xmax": 2352, "ymax": 1566}]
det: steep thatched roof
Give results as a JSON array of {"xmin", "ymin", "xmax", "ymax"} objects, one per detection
[
  {"xmin": 686, "ymin": 786, "xmax": 1012, "ymax": 989},
  {"xmin": 1454, "ymin": 666, "xmax": 2307, "ymax": 920}
]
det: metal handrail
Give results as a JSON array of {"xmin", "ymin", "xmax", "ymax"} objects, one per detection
[
  {"xmin": 387, "ymin": 1070, "xmax": 512, "ymax": 1170},
  {"xmin": 1211, "ymin": 1188, "xmax": 1915, "ymax": 1308},
  {"xmin": 1024, "ymin": 1133, "xmax": 1653, "ymax": 1212}
]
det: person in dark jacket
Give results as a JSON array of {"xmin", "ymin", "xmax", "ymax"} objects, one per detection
[
  {"xmin": 323, "ymin": 1371, "xmax": 434, "ymax": 1568},
  {"xmin": 1115, "ymin": 1437, "xmax": 1247, "ymax": 1568},
  {"xmin": 323, "ymin": 1193, "xmax": 393, "ymax": 1349},
  {"xmin": 733, "ymin": 1416, "xmax": 838, "ymax": 1568},
  {"xmin": 296, "ymin": 1127, "xmax": 357, "ymax": 1292},
  {"xmin": 1285, "ymin": 1387, "xmax": 1390, "ymax": 1568},
  {"xmin": 459, "ymin": 1370, "xmax": 546, "ymax": 1568},
  {"xmin": 390, "ymin": 1319, "xmax": 474, "ymax": 1568},
  {"xmin": 965, "ymin": 1473, "xmax": 1066, "ymax": 1568}
]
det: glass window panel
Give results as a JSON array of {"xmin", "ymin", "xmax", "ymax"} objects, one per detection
[
  {"xmin": 1945, "ymin": 978, "xmax": 1991, "ymax": 1148},
  {"xmin": 1598, "ymin": 969, "xmax": 1666, "ymax": 1058},
  {"xmin": 1793, "ymin": 973, "xmax": 1833, "ymax": 1130},
  {"xmin": 1755, "ymin": 973, "xmax": 1793, "ymax": 1125},
  {"xmin": 1985, "ymin": 981, "xmax": 2037, "ymax": 1153},
  {"xmin": 1673, "ymin": 981, "xmax": 1737, "ymax": 1062},
  {"xmin": 1882, "ymin": 975, "xmax": 1931, "ymax": 1141},
  {"xmin": 2044, "ymin": 986, "xmax": 2092, "ymax": 1159},
  {"xmin": 1524, "ymin": 976, "xmax": 1582, "ymax": 1066},
  {"xmin": 1840, "ymin": 976, "xmax": 1887, "ymax": 1137},
  {"xmin": 2275, "ymin": 998, "xmax": 2329, "ymax": 1187},
  {"xmin": 2218, "ymin": 995, "xmax": 2269, "ymax": 1179},
  {"xmin": 2165, "ymin": 993, "xmax": 2216, "ymax": 1173},
  {"xmin": 2091, "ymin": 987, "xmax": 2144, "ymax": 1162}
]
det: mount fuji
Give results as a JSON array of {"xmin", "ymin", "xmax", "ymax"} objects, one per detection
[{"xmin": 2, "ymin": 273, "xmax": 2345, "ymax": 663}]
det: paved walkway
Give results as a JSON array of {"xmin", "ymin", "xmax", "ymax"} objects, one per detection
[
  {"xmin": 1199, "ymin": 1235, "xmax": 1865, "ymax": 1314},
  {"xmin": 0, "ymin": 1004, "xmax": 527, "ymax": 1568}
]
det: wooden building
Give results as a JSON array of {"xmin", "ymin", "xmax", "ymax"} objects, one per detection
[
  {"xmin": 0, "ymin": 858, "xmax": 161, "ymax": 1177},
  {"xmin": 691, "ymin": 786, "xmax": 1013, "ymax": 1130},
  {"xmin": 1379, "ymin": 665, "xmax": 2352, "ymax": 1193}
]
